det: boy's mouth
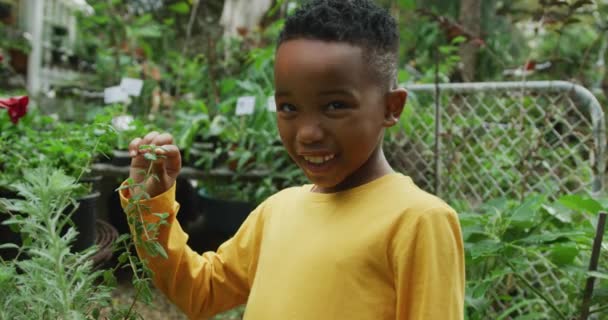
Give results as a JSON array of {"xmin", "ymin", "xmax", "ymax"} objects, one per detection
[
  {"xmin": 300, "ymin": 154, "xmax": 337, "ymax": 174},
  {"xmin": 302, "ymin": 154, "xmax": 335, "ymax": 164}
]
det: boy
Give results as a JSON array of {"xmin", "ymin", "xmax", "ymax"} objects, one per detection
[{"xmin": 121, "ymin": 0, "xmax": 465, "ymax": 319}]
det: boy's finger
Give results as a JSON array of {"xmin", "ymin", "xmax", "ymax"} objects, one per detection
[
  {"xmin": 155, "ymin": 144, "xmax": 180, "ymax": 158},
  {"xmin": 128, "ymin": 137, "xmax": 143, "ymax": 157},
  {"xmin": 142, "ymin": 131, "xmax": 160, "ymax": 144},
  {"xmin": 152, "ymin": 133, "xmax": 174, "ymax": 147}
]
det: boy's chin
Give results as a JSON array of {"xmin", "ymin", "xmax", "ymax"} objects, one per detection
[{"xmin": 305, "ymin": 174, "xmax": 347, "ymax": 192}]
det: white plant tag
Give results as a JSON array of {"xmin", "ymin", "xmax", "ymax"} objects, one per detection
[
  {"xmin": 236, "ymin": 96, "xmax": 256, "ymax": 116},
  {"xmin": 111, "ymin": 115, "xmax": 134, "ymax": 131},
  {"xmin": 104, "ymin": 86, "xmax": 129, "ymax": 104},
  {"xmin": 120, "ymin": 77, "xmax": 144, "ymax": 97},
  {"xmin": 267, "ymin": 96, "xmax": 276, "ymax": 112}
]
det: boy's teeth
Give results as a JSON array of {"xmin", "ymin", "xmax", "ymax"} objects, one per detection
[{"xmin": 303, "ymin": 154, "xmax": 335, "ymax": 164}]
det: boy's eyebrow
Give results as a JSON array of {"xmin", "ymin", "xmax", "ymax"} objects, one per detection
[{"xmin": 318, "ymin": 89, "xmax": 356, "ymax": 97}]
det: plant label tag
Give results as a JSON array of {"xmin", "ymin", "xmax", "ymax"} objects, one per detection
[
  {"xmin": 120, "ymin": 78, "xmax": 144, "ymax": 97},
  {"xmin": 104, "ymin": 86, "xmax": 129, "ymax": 104},
  {"xmin": 267, "ymin": 96, "xmax": 276, "ymax": 112},
  {"xmin": 236, "ymin": 96, "xmax": 256, "ymax": 116},
  {"xmin": 112, "ymin": 115, "xmax": 135, "ymax": 131}
]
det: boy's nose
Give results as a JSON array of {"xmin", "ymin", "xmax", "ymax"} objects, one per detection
[{"xmin": 296, "ymin": 122, "xmax": 325, "ymax": 145}]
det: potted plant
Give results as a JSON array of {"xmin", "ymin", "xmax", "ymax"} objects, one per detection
[{"xmin": 0, "ymin": 100, "xmax": 116, "ymax": 255}]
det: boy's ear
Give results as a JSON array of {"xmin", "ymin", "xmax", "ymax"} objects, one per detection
[{"xmin": 383, "ymin": 88, "xmax": 408, "ymax": 127}]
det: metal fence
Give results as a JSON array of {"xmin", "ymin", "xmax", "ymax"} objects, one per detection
[
  {"xmin": 388, "ymin": 81, "xmax": 606, "ymax": 205},
  {"xmin": 385, "ymin": 81, "xmax": 607, "ymax": 319}
]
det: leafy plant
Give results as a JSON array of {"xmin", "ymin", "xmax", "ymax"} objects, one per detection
[
  {"xmin": 0, "ymin": 107, "xmax": 116, "ymax": 197},
  {"xmin": 0, "ymin": 167, "xmax": 113, "ymax": 318},
  {"xmin": 460, "ymin": 193, "xmax": 608, "ymax": 319}
]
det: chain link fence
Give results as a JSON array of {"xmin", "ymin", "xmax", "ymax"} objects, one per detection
[
  {"xmin": 387, "ymin": 81, "xmax": 606, "ymax": 204},
  {"xmin": 385, "ymin": 81, "xmax": 607, "ymax": 319}
]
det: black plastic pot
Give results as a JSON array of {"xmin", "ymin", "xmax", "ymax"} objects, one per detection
[
  {"xmin": 79, "ymin": 175, "xmax": 103, "ymax": 193},
  {"xmin": 64, "ymin": 192, "xmax": 100, "ymax": 252},
  {"xmin": 186, "ymin": 193, "xmax": 254, "ymax": 252},
  {"xmin": 111, "ymin": 149, "xmax": 132, "ymax": 167},
  {"xmin": 1, "ymin": 190, "xmax": 100, "ymax": 259},
  {"xmin": 199, "ymin": 195, "xmax": 254, "ymax": 236},
  {"xmin": 0, "ymin": 187, "xmax": 22, "ymax": 260}
]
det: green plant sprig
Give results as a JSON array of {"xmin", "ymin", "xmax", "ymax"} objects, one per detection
[{"xmin": 113, "ymin": 144, "xmax": 171, "ymax": 319}]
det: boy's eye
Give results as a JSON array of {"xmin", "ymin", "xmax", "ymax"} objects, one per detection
[
  {"xmin": 277, "ymin": 103, "xmax": 296, "ymax": 113},
  {"xmin": 326, "ymin": 101, "xmax": 349, "ymax": 111}
]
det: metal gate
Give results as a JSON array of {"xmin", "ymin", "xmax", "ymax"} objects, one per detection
[{"xmin": 388, "ymin": 81, "xmax": 606, "ymax": 205}]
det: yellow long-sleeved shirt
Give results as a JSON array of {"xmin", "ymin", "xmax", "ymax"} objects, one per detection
[{"xmin": 120, "ymin": 173, "xmax": 465, "ymax": 319}]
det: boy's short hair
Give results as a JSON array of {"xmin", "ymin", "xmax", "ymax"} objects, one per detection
[{"xmin": 278, "ymin": 0, "xmax": 400, "ymax": 88}]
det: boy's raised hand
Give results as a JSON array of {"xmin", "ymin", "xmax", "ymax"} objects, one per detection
[{"xmin": 128, "ymin": 132, "xmax": 182, "ymax": 198}]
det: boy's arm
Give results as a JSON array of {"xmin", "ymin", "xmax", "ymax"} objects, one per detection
[
  {"xmin": 391, "ymin": 208, "xmax": 465, "ymax": 320},
  {"xmin": 120, "ymin": 181, "xmax": 265, "ymax": 319}
]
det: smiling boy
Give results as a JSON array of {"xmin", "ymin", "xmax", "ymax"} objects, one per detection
[{"xmin": 121, "ymin": 0, "xmax": 465, "ymax": 319}]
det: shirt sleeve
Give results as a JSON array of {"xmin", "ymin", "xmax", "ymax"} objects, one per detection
[
  {"xmin": 391, "ymin": 207, "xmax": 465, "ymax": 320},
  {"xmin": 119, "ymin": 181, "xmax": 266, "ymax": 319}
]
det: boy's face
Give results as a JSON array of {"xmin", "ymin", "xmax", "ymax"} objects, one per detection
[{"xmin": 274, "ymin": 39, "xmax": 406, "ymax": 192}]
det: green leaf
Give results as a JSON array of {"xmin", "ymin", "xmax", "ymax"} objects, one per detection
[
  {"xmin": 103, "ymin": 269, "xmax": 118, "ymax": 287},
  {"xmin": 114, "ymin": 233, "xmax": 131, "ymax": 243},
  {"xmin": 451, "ymin": 36, "xmax": 467, "ymax": 45},
  {"xmin": 169, "ymin": 2, "xmax": 190, "ymax": 14},
  {"xmin": 518, "ymin": 231, "xmax": 583, "ymax": 245},
  {"xmin": 144, "ymin": 152, "xmax": 157, "ymax": 161},
  {"xmin": 439, "ymin": 45, "xmax": 457, "ymax": 55},
  {"xmin": 542, "ymin": 204, "xmax": 572, "ymax": 223},
  {"xmin": 152, "ymin": 212, "xmax": 169, "ymax": 220},
  {"xmin": 114, "ymin": 185, "xmax": 132, "ymax": 191},
  {"xmin": 237, "ymin": 150, "xmax": 253, "ymax": 170},
  {"xmin": 133, "ymin": 278, "xmax": 154, "ymax": 304},
  {"xmin": 398, "ymin": 0, "xmax": 415, "ymax": 10},
  {"xmin": 510, "ymin": 195, "xmax": 545, "ymax": 229},
  {"xmin": 118, "ymin": 251, "xmax": 130, "ymax": 264},
  {"xmin": 152, "ymin": 242, "xmax": 168, "ymax": 259},
  {"xmin": 0, "ymin": 242, "xmax": 18, "ymax": 252},
  {"xmin": 549, "ymin": 244, "xmax": 579, "ymax": 266},
  {"xmin": 558, "ymin": 195, "xmax": 603, "ymax": 215},
  {"xmin": 468, "ymin": 239, "xmax": 503, "ymax": 260}
]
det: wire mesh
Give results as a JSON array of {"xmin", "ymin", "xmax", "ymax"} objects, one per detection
[{"xmin": 387, "ymin": 81, "xmax": 606, "ymax": 204}]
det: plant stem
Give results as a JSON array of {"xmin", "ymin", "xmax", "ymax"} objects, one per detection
[{"xmin": 124, "ymin": 279, "xmax": 143, "ymax": 319}]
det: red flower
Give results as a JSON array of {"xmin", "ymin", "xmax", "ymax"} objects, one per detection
[{"xmin": 0, "ymin": 96, "xmax": 29, "ymax": 124}]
